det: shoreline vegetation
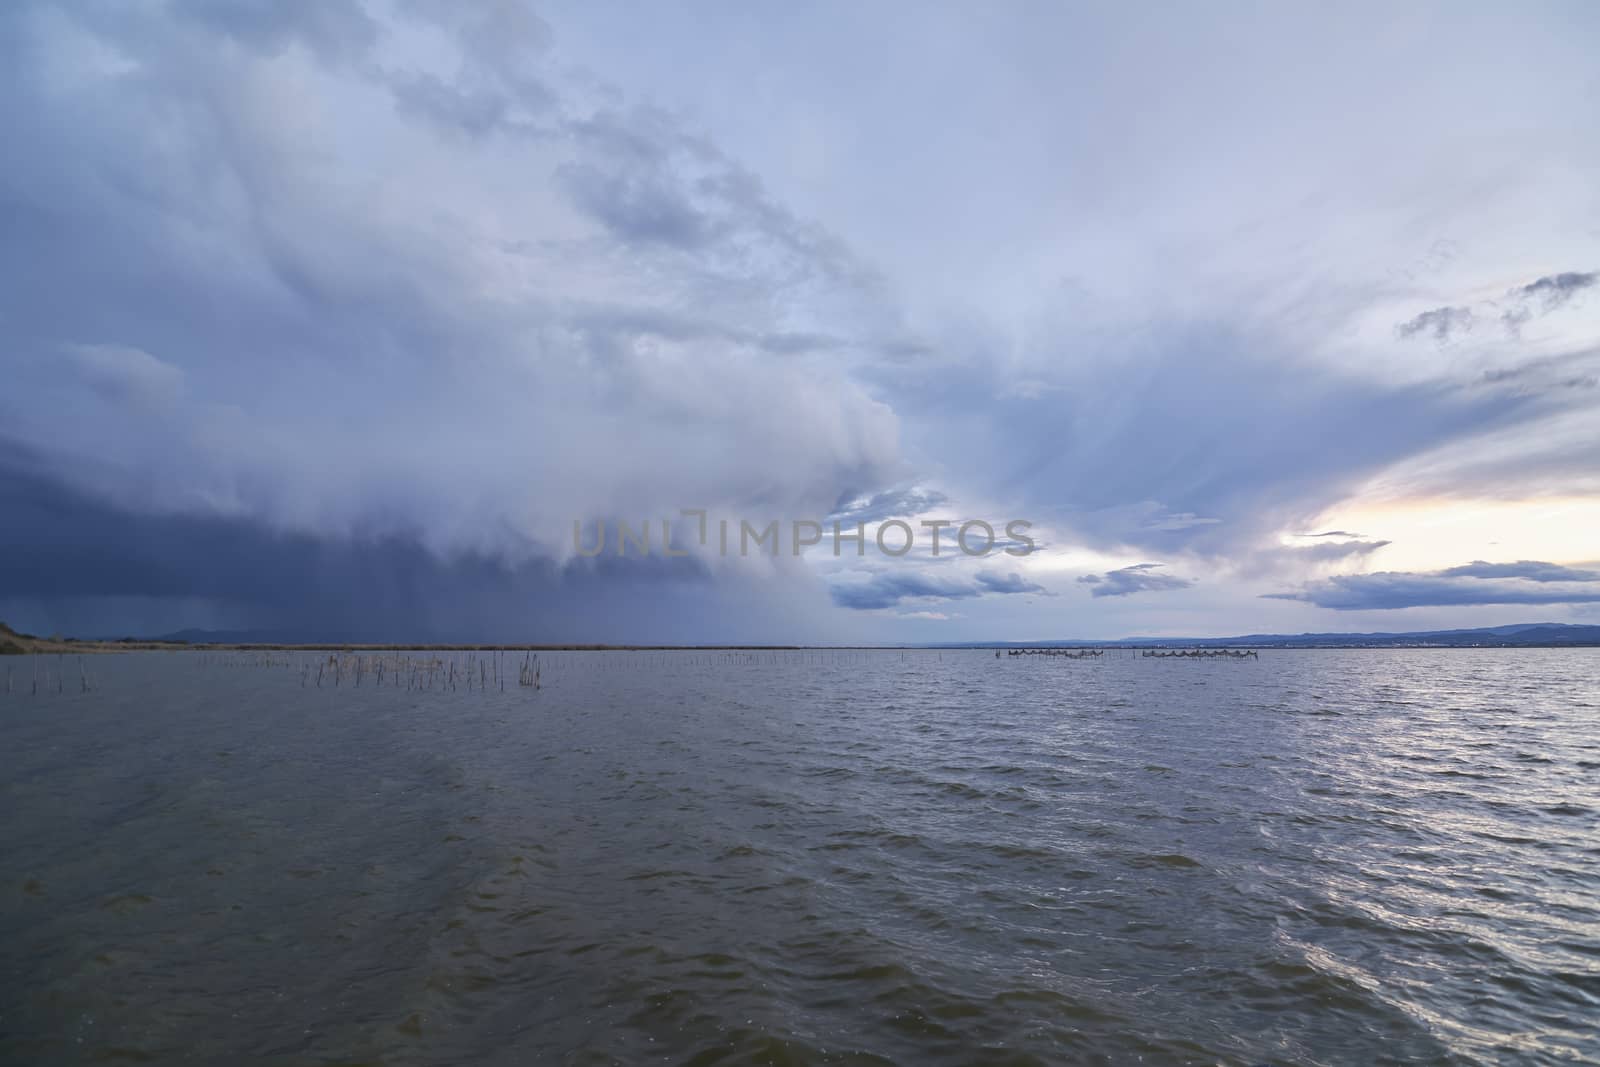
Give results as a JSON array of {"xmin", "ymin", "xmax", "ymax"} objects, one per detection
[{"xmin": 4, "ymin": 621, "xmax": 1599, "ymax": 655}]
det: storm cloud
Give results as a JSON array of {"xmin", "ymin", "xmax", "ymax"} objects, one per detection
[
  {"xmin": 0, "ymin": 3, "xmax": 897, "ymax": 566},
  {"xmin": 0, "ymin": 455, "xmax": 853, "ymax": 644},
  {"xmin": 2, "ymin": 2, "xmax": 1598, "ymax": 640}
]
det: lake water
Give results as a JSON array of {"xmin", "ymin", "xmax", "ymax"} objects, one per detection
[{"xmin": 2, "ymin": 649, "xmax": 1597, "ymax": 1066}]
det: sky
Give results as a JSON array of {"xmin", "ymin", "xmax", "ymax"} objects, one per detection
[{"xmin": 2, "ymin": 0, "xmax": 1598, "ymax": 643}]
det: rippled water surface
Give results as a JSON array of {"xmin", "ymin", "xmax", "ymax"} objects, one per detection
[{"xmin": 2, "ymin": 649, "xmax": 1598, "ymax": 1066}]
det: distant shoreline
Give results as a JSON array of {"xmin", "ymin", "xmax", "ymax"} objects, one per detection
[
  {"xmin": 5, "ymin": 619, "xmax": 1598, "ymax": 655},
  {"xmin": 5, "ymin": 640, "xmax": 1599, "ymax": 655}
]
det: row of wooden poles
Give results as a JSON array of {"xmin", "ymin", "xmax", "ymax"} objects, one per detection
[
  {"xmin": 283, "ymin": 651, "xmax": 542, "ymax": 691},
  {"xmin": 190, "ymin": 650, "xmax": 542, "ymax": 693},
  {"xmin": 192, "ymin": 648, "xmax": 945, "ymax": 693},
  {"xmin": 3, "ymin": 654, "xmax": 93, "ymax": 695},
  {"xmin": 1000, "ymin": 648, "xmax": 1261, "ymax": 660}
]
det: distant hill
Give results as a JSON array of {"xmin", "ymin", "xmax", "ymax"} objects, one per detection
[
  {"xmin": 0, "ymin": 621, "xmax": 26, "ymax": 655},
  {"xmin": 940, "ymin": 622, "xmax": 1600, "ymax": 649}
]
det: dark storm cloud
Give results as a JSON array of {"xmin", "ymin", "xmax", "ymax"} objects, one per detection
[
  {"xmin": 0, "ymin": 458, "xmax": 858, "ymax": 643},
  {"xmin": 828, "ymin": 569, "xmax": 1044, "ymax": 611},
  {"xmin": 1077, "ymin": 563, "xmax": 1192, "ymax": 599},
  {"xmin": 1267, "ymin": 563, "xmax": 1600, "ymax": 610},
  {"xmin": 0, "ymin": 1, "xmax": 905, "ymax": 638},
  {"xmin": 0, "ymin": 456, "xmax": 716, "ymax": 608}
]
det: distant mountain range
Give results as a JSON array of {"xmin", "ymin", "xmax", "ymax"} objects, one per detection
[
  {"xmin": 940, "ymin": 622, "xmax": 1600, "ymax": 649},
  {"xmin": 129, "ymin": 621, "xmax": 1600, "ymax": 648}
]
